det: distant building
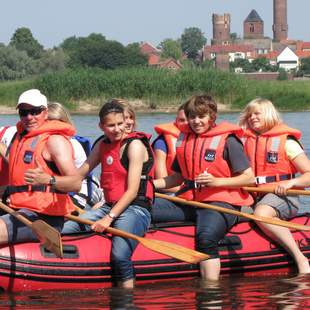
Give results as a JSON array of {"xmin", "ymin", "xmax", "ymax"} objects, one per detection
[
  {"xmin": 151, "ymin": 58, "xmax": 182, "ymax": 70},
  {"xmin": 215, "ymin": 53, "xmax": 230, "ymax": 71},
  {"xmin": 203, "ymin": 44, "xmax": 256, "ymax": 63},
  {"xmin": 244, "ymin": 10, "xmax": 264, "ymax": 39},
  {"xmin": 139, "ymin": 42, "xmax": 161, "ymax": 65},
  {"xmin": 212, "ymin": 13, "xmax": 231, "ymax": 46},
  {"xmin": 139, "ymin": 42, "xmax": 182, "ymax": 69},
  {"xmin": 273, "ymin": 0, "xmax": 288, "ymax": 42},
  {"xmin": 277, "ymin": 47, "xmax": 299, "ymax": 71}
]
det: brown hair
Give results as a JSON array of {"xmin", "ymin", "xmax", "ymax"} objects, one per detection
[
  {"xmin": 99, "ymin": 100, "xmax": 124, "ymax": 123},
  {"xmin": 184, "ymin": 95, "xmax": 217, "ymax": 123}
]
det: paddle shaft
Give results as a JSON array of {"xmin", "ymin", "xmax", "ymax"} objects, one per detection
[
  {"xmin": 155, "ymin": 193, "xmax": 310, "ymax": 231},
  {"xmin": 67, "ymin": 214, "xmax": 142, "ymax": 241},
  {"xmin": 66, "ymin": 213, "xmax": 209, "ymax": 263},
  {"xmin": 0, "ymin": 201, "xmax": 33, "ymax": 227},
  {"xmin": 243, "ymin": 186, "xmax": 310, "ymax": 196}
]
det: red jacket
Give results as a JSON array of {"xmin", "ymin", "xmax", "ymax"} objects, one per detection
[{"xmin": 100, "ymin": 131, "xmax": 155, "ymax": 208}]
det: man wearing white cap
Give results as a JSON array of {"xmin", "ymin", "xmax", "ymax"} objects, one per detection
[{"xmin": 0, "ymin": 89, "xmax": 78, "ymax": 245}]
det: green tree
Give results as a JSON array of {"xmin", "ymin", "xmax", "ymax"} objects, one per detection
[
  {"xmin": 252, "ymin": 57, "xmax": 272, "ymax": 72},
  {"xmin": 300, "ymin": 57, "xmax": 310, "ymax": 75},
  {"xmin": 230, "ymin": 32, "xmax": 238, "ymax": 42},
  {"xmin": 180, "ymin": 27, "xmax": 207, "ymax": 61},
  {"xmin": 125, "ymin": 43, "xmax": 148, "ymax": 66},
  {"xmin": 159, "ymin": 39, "xmax": 182, "ymax": 60},
  {"xmin": 277, "ymin": 68, "xmax": 288, "ymax": 80},
  {"xmin": 0, "ymin": 44, "xmax": 37, "ymax": 80},
  {"xmin": 61, "ymin": 33, "xmax": 144, "ymax": 69},
  {"xmin": 10, "ymin": 27, "xmax": 44, "ymax": 59},
  {"xmin": 38, "ymin": 48, "xmax": 67, "ymax": 74},
  {"xmin": 230, "ymin": 58, "xmax": 254, "ymax": 73}
]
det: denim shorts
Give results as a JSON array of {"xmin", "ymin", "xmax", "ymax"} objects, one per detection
[
  {"xmin": 256, "ymin": 193, "xmax": 299, "ymax": 220},
  {"xmin": 0, "ymin": 208, "xmax": 64, "ymax": 243}
]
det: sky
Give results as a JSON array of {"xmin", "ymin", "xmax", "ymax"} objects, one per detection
[{"xmin": 1, "ymin": 0, "xmax": 310, "ymax": 49}]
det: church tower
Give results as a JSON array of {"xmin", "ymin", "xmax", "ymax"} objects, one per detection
[
  {"xmin": 273, "ymin": 0, "xmax": 288, "ymax": 41},
  {"xmin": 244, "ymin": 9, "xmax": 264, "ymax": 39}
]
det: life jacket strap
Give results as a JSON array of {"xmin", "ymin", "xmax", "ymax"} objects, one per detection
[
  {"xmin": 255, "ymin": 174, "xmax": 295, "ymax": 185},
  {"xmin": 4, "ymin": 184, "xmax": 65, "ymax": 195}
]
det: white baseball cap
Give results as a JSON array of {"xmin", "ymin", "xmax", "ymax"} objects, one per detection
[{"xmin": 17, "ymin": 89, "xmax": 48, "ymax": 109}]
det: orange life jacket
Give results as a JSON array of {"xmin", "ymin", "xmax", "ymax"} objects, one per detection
[
  {"xmin": 100, "ymin": 131, "xmax": 155, "ymax": 209},
  {"xmin": 176, "ymin": 122, "xmax": 253, "ymax": 206},
  {"xmin": 242, "ymin": 123, "xmax": 301, "ymax": 186},
  {"xmin": 7, "ymin": 120, "xmax": 76, "ymax": 216},
  {"xmin": 154, "ymin": 122, "xmax": 180, "ymax": 175}
]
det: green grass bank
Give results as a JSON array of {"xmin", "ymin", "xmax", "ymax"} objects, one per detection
[{"xmin": 1, "ymin": 68, "xmax": 310, "ymax": 112}]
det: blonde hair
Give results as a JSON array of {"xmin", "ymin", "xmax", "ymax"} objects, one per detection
[
  {"xmin": 239, "ymin": 98, "xmax": 281, "ymax": 132},
  {"xmin": 109, "ymin": 98, "xmax": 136, "ymax": 130},
  {"xmin": 47, "ymin": 102, "xmax": 73, "ymax": 125}
]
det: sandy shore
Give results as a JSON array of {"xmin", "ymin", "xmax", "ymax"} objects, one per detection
[{"xmin": 0, "ymin": 101, "xmax": 234, "ymax": 115}]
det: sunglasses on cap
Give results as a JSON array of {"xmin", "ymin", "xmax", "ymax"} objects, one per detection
[{"xmin": 19, "ymin": 107, "xmax": 45, "ymax": 117}]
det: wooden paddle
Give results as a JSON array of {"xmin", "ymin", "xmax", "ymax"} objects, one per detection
[
  {"xmin": 66, "ymin": 213, "xmax": 209, "ymax": 264},
  {"xmin": 0, "ymin": 201, "xmax": 63, "ymax": 258},
  {"xmin": 155, "ymin": 193, "xmax": 310, "ymax": 231},
  {"xmin": 243, "ymin": 186, "xmax": 310, "ymax": 196}
]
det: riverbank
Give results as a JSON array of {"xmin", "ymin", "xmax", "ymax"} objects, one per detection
[
  {"xmin": 0, "ymin": 100, "xmax": 233, "ymax": 115},
  {"xmin": 2, "ymin": 67, "xmax": 310, "ymax": 113}
]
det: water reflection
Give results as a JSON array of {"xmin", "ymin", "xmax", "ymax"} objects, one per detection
[{"xmin": 2, "ymin": 275, "xmax": 310, "ymax": 309}]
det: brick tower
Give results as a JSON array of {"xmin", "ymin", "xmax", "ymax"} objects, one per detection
[
  {"xmin": 244, "ymin": 9, "xmax": 264, "ymax": 39},
  {"xmin": 212, "ymin": 13, "xmax": 231, "ymax": 45},
  {"xmin": 273, "ymin": 0, "xmax": 288, "ymax": 41}
]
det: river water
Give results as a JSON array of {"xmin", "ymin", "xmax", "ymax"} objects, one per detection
[{"xmin": 1, "ymin": 111, "xmax": 310, "ymax": 309}]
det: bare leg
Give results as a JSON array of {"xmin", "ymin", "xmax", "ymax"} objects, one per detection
[
  {"xmin": 255, "ymin": 204, "xmax": 310, "ymax": 274},
  {"xmin": 200, "ymin": 258, "xmax": 221, "ymax": 281},
  {"xmin": 0, "ymin": 218, "xmax": 9, "ymax": 244},
  {"xmin": 118, "ymin": 278, "xmax": 135, "ymax": 289}
]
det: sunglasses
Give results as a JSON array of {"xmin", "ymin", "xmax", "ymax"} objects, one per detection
[{"xmin": 19, "ymin": 108, "xmax": 45, "ymax": 117}]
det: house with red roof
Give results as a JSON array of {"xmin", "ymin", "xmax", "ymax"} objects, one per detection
[{"xmin": 203, "ymin": 44, "xmax": 256, "ymax": 63}]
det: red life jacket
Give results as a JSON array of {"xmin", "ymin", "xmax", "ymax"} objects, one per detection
[
  {"xmin": 154, "ymin": 122, "xmax": 180, "ymax": 175},
  {"xmin": 100, "ymin": 131, "xmax": 155, "ymax": 209},
  {"xmin": 242, "ymin": 123, "xmax": 301, "ymax": 186},
  {"xmin": 7, "ymin": 120, "xmax": 76, "ymax": 216},
  {"xmin": 176, "ymin": 122, "xmax": 253, "ymax": 206}
]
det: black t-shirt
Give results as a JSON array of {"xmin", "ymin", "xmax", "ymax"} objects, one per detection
[{"xmin": 172, "ymin": 134, "xmax": 250, "ymax": 175}]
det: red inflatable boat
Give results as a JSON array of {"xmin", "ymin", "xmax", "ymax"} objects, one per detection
[{"xmin": 1, "ymin": 217, "xmax": 310, "ymax": 292}]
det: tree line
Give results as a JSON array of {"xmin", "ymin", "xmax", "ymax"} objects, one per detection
[{"xmin": 0, "ymin": 27, "xmax": 207, "ymax": 81}]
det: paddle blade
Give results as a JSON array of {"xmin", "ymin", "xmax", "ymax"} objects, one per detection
[
  {"xmin": 138, "ymin": 237, "xmax": 209, "ymax": 264},
  {"xmin": 32, "ymin": 220, "xmax": 63, "ymax": 258}
]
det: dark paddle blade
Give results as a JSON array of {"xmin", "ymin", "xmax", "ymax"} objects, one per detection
[{"xmin": 32, "ymin": 220, "xmax": 63, "ymax": 258}]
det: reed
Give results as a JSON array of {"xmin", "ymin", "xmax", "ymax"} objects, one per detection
[{"xmin": 1, "ymin": 69, "xmax": 310, "ymax": 111}]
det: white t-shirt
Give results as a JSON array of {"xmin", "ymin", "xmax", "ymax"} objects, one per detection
[
  {"xmin": 70, "ymin": 138, "xmax": 88, "ymax": 195},
  {"xmin": 0, "ymin": 126, "xmax": 17, "ymax": 147}
]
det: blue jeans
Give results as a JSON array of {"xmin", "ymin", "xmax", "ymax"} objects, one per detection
[
  {"xmin": 152, "ymin": 198, "xmax": 238, "ymax": 258},
  {"xmin": 62, "ymin": 204, "xmax": 151, "ymax": 282}
]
